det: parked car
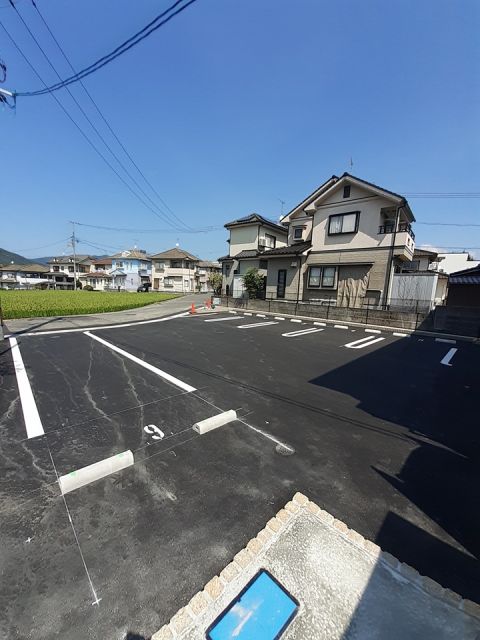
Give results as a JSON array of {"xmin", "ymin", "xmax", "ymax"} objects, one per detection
[{"xmin": 137, "ymin": 283, "xmax": 152, "ymax": 292}]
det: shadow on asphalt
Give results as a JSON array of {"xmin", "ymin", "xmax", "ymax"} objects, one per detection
[
  {"xmin": 309, "ymin": 338, "xmax": 480, "ymax": 603},
  {"xmin": 125, "ymin": 633, "xmax": 149, "ymax": 640}
]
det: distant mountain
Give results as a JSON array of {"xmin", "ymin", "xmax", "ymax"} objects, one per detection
[
  {"xmin": 0, "ymin": 249, "xmax": 110, "ymax": 266},
  {"xmin": 0, "ymin": 248, "xmax": 34, "ymax": 265},
  {"xmin": 32, "ymin": 255, "xmax": 57, "ymax": 265}
]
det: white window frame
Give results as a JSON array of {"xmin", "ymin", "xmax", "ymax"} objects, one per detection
[{"xmin": 293, "ymin": 227, "xmax": 304, "ymax": 239}]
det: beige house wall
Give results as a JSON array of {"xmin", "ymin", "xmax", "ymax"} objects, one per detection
[
  {"xmin": 229, "ymin": 224, "xmax": 287, "ymax": 257},
  {"xmin": 304, "ymin": 247, "xmax": 399, "ymax": 304},
  {"xmin": 311, "ymin": 193, "xmax": 413, "ymax": 254},
  {"xmin": 265, "ymin": 257, "xmax": 302, "ymax": 299},
  {"xmin": 229, "ymin": 227, "xmax": 259, "ymax": 256}
]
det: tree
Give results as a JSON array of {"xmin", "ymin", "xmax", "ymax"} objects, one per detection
[
  {"xmin": 208, "ymin": 271, "xmax": 223, "ymax": 295},
  {"xmin": 242, "ymin": 267, "xmax": 265, "ymax": 298}
]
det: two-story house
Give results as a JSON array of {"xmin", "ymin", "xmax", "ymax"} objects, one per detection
[
  {"xmin": 48, "ymin": 255, "xmax": 93, "ymax": 289},
  {"xmin": 196, "ymin": 261, "xmax": 222, "ymax": 293},
  {"xmin": 110, "ymin": 249, "xmax": 152, "ymax": 292},
  {"xmin": 218, "ymin": 213, "xmax": 288, "ymax": 297},
  {"xmin": 151, "ymin": 247, "xmax": 199, "ymax": 292},
  {"xmin": 0, "ymin": 263, "xmax": 50, "ymax": 289},
  {"xmin": 262, "ymin": 173, "xmax": 416, "ymax": 308}
]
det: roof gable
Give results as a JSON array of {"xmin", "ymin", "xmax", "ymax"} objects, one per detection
[
  {"xmin": 150, "ymin": 247, "xmax": 198, "ymax": 260},
  {"xmin": 224, "ymin": 213, "xmax": 287, "ymax": 234},
  {"xmin": 283, "ymin": 173, "xmax": 414, "ymax": 222}
]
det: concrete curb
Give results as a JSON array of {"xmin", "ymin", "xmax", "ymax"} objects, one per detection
[
  {"xmin": 151, "ymin": 493, "xmax": 480, "ymax": 638},
  {"xmin": 216, "ymin": 306, "xmax": 477, "ymax": 343}
]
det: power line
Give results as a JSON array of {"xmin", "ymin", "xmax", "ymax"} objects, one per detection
[
  {"xmin": 405, "ymin": 194, "xmax": 480, "ymax": 199},
  {"xmin": 29, "ymin": 1, "xmax": 194, "ymax": 232},
  {"xmin": 13, "ymin": 236, "xmax": 72, "ymax": 252},
  {"xmin": 15, "ymin": 0, "xmax": 199, "ymax": 97},
  {"xmin": 73, "ymin": 221, "xmax": 221, "ymax": 234},
  {"xmin": 416, "ymin": 222, "xmax": 480, "ymax": 227},
  {"xmin": 6, "ymin": 4, "xmax": 192, "ymax": 232}
]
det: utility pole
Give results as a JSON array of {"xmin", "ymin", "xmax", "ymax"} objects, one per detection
[{"xmin": 70, "ymin": 221, "xmax": 77, "ymax": 291}]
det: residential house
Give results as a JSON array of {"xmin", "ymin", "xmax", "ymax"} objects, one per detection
[
  {"xmin": 0, "ymin": 263, "xmax": 51, "ymax": 289},
  {"xmin": 196, "ymin": 261, "xmax": 222, "ymax": 293},
  {"xmin": 110, "ymin": 249, "xmax": 152, "ymax": 292},
  {"xmin": 391, "ymin": 248, "xmax": 448, "ymax": 310},
  {"xmin": 79, "ymin": 258, "xmax": 125, "ymax": 291},
  {"xmin": 218, "ymin": 213, "xmax": 288, "ymax": 297},
  {"xmin": 48, "ymin": 255, "xmax": 93, "ymax": 288},
  {"xmin": 435, "ymin": 252, "xmax": 479, "ymax": 275},
  {"xmin": 151, "ymin": 248, "xmax": 199, "ymax": 292},
  {"xmin": 261, "ymin": 173, "xmax": 416, "ymax": 308}
]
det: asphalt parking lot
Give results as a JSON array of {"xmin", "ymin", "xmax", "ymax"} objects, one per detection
[{"xmin": 1, "ymin": 309, "xmax": 479, "ymax": 639}]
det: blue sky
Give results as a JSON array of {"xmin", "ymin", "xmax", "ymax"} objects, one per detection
[{"xmin": 1, "ymin": 0, "xmax": 479, "ymax": 260}]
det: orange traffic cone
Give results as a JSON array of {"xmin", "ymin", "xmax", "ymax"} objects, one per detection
[{"xmin": 190, "ymin": 303, "xmax": 196, "ymax": 314}]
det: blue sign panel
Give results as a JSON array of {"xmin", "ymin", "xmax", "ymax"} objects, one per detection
[{"xmin": 207, "ymin": 569, "xmax": 298, "ymax": 640}]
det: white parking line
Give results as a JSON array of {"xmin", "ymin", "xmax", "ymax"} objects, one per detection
[
  {"xmin": 344, "ymin": 335, "xmax": 385, "ymax": 349},
  {"xmin": 365, "ymin": 329, "xmax": 381, "ymax": 334},
  {"xmin": 313, "ymin": 322, "xmax": 326, "ymax": 327},
  {"xmin": 334, "ymin": 325, "xmax": 349, "ymax": 329},
  {"xmin": 282, "ymin": 328, "xmax": 324, "ymax": 338},
  {"xmin": 237, "ymin": 321, "xmax": 279, "ymax": 329},
  {"xmin": 274, "ymin": 317, "xmax": 285, "ymax": 321},
  {"xmin": 9, "ymin": 337, "xmax": 45, "ymax": 439},
  {"xmin": 290, "ymin": 319, "xmax": 302, "ymax": 323},
  {"xmin": 204, "ymin": 317, "xmax": 240, "ymax": 322},
  {"xmin": 256, "ymin": 314, "xmax": 266, "ymax": 318},
  {"xmin": 9, "ymin": 310, "xmax": 191, "ymax": 337},
  {"xmin": 393, "ymin": 332, "xmax": 409, "ymax": 337},
  {"xmin": 228, "ymin": 310, "xmax": 237, "ymax": 314},
  {"xmin": 243, "ymin": 312, "xmax": 253, "ymax": 316},
  {"xmin": 84, "ymin": 331, "xmax": 196, "ymax": 392},
  {"xmin": 440, "ymin": 348, "xmax": 457, "ymax": 367}
]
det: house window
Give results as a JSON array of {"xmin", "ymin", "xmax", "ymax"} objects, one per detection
[
  {"xmin": 171, "ymin": 261, "xmax": 182, "ymax": 269},
  {"xmin": 328, "ymin": 212, "xmax": 359, "ymax": 235},
  {"xmin": 308, "ymin": 266, "xmax": 337, "ymax": 289},
  {"xmin": 343, "ymin": 185, "xmax": 351, "ymax": 198},
  {"xmin": 259, "ymin": 260, "xmax": 268, "ymax": 269},
  {"xmin": 117, "ymin": 261, "xmax": 123, "ymax": 268},
  {"xmin": 224, "ymin": 264, "xmax": 231, "ymax": 276},
  {"xmin": 293, "ymin": 227, "xmax": 303, "ymax": 239},
  {"xmin": 68, "ymin": 266, "xmax": 74, "ymax": 273},
  {"xmin": 261, "ymin": 234, "xmax": 276, "ymax": 249}
]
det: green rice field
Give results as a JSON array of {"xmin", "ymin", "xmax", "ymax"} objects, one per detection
[{"xmin": 0, "ymin": 290, "xmax": 181, "ymax": 319}]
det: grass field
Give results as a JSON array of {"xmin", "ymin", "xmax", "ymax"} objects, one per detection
[{"xmin": 0, "ymin": 290, "xmax": 181, "ymax": 319}]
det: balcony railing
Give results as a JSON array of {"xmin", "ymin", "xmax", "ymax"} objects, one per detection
[{"xmin": 378, "ymin": 222, "xmax": 415, "ymax": 240}]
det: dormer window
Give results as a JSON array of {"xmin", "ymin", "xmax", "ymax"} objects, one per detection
[
  {"xmin": 343, "ymin": 185, "xmax": 351, "ymax": 198},
  {"xmin": 293, "ymin": 227, "xmax": 303, "ymax": 240}
]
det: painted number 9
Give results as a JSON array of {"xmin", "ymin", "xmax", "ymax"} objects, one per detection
[{"xmin": 144, "ymin": 424, "xmax": 165, "ymax": 441}]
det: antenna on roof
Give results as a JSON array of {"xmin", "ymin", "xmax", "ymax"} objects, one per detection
[
  {"xmin": 277, "ymin": 198, "xmax": 285, "ymax": 216},
  {"xmin": 349, "ymin": 157, "xmax": 354, "ymax": 170}
]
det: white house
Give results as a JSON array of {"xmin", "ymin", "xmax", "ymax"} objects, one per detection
[{"xmin": 151, "ymin": 247, "xmax": 199, "ymax": 293}]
